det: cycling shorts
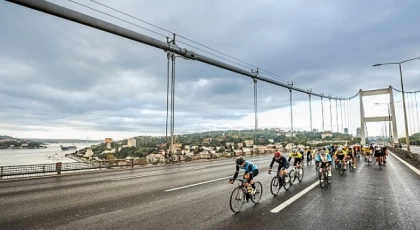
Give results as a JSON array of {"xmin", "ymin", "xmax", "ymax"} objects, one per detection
[
  {"xmin": 320, "ymin": 161, "xmax": 331, "ymax": 168},
  {"xmin": 336, "ymin": 155, "xmax": 345, "ymax": 161},
  {"xmin": 293, "ymin": 158, "xmax": 302, "ymax": 166},
  {"xmin": 374, "ymin": 152, "xmax": 384, "ymax": 157},
  {"xmin": 244, "ymin": 169, "xmax": 259, "ymax": 182},
  {"xmin": 278, "ymin": 163, "xmax": 290, "ymax": 171}
]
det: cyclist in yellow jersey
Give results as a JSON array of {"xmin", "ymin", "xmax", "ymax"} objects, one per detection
[
  {"xmin": 288, "ymin": 151, "xmax": 303, "ymax": 167},
  {"xmin": 362, "ymin": 145, "xmax": 372, "ymax": 162},
  {"xmin": 345, "ymin": 146, "xmax": 356, "ymax": 169},
  {"xmin": 334, "ymin": 147, "xmax": 348, "ymax": 170}
]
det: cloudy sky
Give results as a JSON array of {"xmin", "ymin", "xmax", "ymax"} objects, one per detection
[{"xmin": 1, "ymin": 0, "xmax": 420, "ymax": 140}]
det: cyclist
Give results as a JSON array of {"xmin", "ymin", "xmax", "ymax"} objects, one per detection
[
  {"xmin": 299, "ymin": 148, "xmax": 305, "ymax": 163},
  {"xmin": 362, "ymin": 145, "xmax": 370, "ymax": 159},
  {"xmin": 268, "ymin": 151, "xmax": 289, "ymax": 177},
  {"xmin": 334, "ymin": 147, "xmax": 347, "ymax": 170},
  {"xmin": 312, "ymin": 147, "xmax": 322, "ymax": 159},
  {"xmin": 382, "ymin": 146, "xmax": 388, "ymax": 165},
  {"xmin": 345, "ymin": 146, "xmax": 356, "ymax": 169},
  {"xmin": 315, "ymin": 150, "xmax": 333, "ymax": 178},
  {"xmin": 305, "ymin": 146, "xmax": 312, "ymax": 163},
  {"xmin": 288, "ymin": 150, "xmax": 303, "ymax": 168},
  {"xmin": 374, "ymin": 146, "xmax": 384, "ymax": 166},
  {"xmin": 229, "ymin": 157, "xmax": 259, "ymax": 195}
]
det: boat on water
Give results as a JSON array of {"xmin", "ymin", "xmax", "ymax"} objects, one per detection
[{"xmin": 60, "ymin": 145, "xmax": 77, "ymax": 151}]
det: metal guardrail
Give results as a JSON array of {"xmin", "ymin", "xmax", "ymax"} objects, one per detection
[
  {"xmin": 0, "ymin": 151, "xmax": 274, "ymax": 179},
  {"xmin": 0, "ymin": 162, "xmax": 100, "ymax": 179}
]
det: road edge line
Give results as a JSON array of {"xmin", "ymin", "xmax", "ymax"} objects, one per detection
[{"xmin": 389, "ymin": 151, "xmax": 420, "ymax": 176}]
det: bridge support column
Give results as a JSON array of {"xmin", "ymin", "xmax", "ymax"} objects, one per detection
[
  {"xmin": 389, "ymin": 86, "xmax": 399, "ymax": 144},
  {"xmin": 359, "ymin": 90, "xmax": 366, "ymax": 145}
]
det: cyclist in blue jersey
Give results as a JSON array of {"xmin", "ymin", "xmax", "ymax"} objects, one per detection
[
  {"xmin": 315, "ymin": 150, "xmax": 332, "ymax": 177},
  {"xmin": 229, "ymin": 157, "xmax": 259, "ymax": 194}
]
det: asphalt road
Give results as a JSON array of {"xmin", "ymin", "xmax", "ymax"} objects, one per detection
[
  {"xmin": 403, "ymin": 145, "xmax": 420, "ymax": 153},
  {"xmin": 0, "ymin": 153, "xmax": 419, "ymax": 230}
]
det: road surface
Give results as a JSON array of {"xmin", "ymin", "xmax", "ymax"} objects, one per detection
[{"xmin": 0, "ymin": 153, "xmax": 419, "ymax": 230}]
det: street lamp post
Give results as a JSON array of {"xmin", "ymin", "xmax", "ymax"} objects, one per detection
[{"xmin": 373, "ymin": 57, "xmax": 420, "ymax": 152}]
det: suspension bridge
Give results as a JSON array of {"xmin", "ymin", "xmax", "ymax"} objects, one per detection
[{"xmin": 1, "ymin": 0, "xmax": 420, "ymax": 229}]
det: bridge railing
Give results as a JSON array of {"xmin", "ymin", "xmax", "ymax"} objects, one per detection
[
  {"xmin": 0, "ymin": 162, "xmax": 100, "ymax": 179},
  {"xmin": 0, "ymin": 150, "xmax": 276, "ymax": 179}
]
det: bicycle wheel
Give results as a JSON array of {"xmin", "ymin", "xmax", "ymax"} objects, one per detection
[
  {"xmin": 298, "ymin": 168, "xmax": 304, "ymax": 182},
  {"xmin": 229, "ymin": 186, "xmax": 246, "ymax": 213},
  {"xmin": 270, "ymin": 176, "xmax": 282, "ymax": 196},
  {"xmin": 339, "ymin": 164, "xmax": 344, "ymax": 175},
  {"xmin": 283, "ymin": 175, "xmax": 291, "ymax": 190},
  {"xmin": 319, "ymin": 172, "xmax": 325, "ymax": 188},
  {"xmin": 289, "ymin": 169, "xmax": 296, "ymax": 185},
  {"xmin": 251, "ymin": 182, "xmax": 263, "ymax": 204}
]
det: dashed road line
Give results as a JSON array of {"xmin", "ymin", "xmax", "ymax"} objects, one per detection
[
  {"xmin": 164, "ymin": 176, "xmax": 232, "ymax": 192},
  {"xmin": 112, "ymin": 167, "xmax": 206, "ymax": 181}
]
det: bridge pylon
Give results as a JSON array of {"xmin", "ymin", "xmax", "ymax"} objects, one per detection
[{"xmin": 359, "ymin": 86, "xmax": 398, "ymax": 145}]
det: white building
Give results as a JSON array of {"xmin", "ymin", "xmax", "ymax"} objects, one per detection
[
  {"xmin": 322, "ymin": 133, "xmax": 333, "ymax": 138},
  {"xmin": 85, "ymin": 149, "xmax": 94, "ymax": 158},
  {"xmin": 285, "ymin": 132, "xmax": 296, "ymax": 137},
  {"xmin": 127, "ymin": 138, "xmax": 136, "ymax": 147},
  {"xmin": 244, "ymin": 140, "xmax": 254, "ymax": 147}
]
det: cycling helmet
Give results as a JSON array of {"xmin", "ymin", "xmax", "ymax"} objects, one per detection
[
  {"xmin": 274, "ymin": 152, "xmax": 281, "ymax": 157},
  {"xmin": 320, "ymin": 150, "xmax": 326, "ymax": 155},
  {"xmin": 338, "ymin": 147, "xmax": 343, "ymax": 151},
  {"xmin": 236, "ymin": 157, "xmax": 246, "ymax": 164}
]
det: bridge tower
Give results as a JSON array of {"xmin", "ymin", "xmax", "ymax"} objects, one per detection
[{"xmin": 359, "ymin": 86, "xmax": 398, "ymax": 145}]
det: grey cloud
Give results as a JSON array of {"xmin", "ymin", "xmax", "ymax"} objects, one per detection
[{"xmin": 1, "ymin": 0, "xmax": 420, "ymax": 138}]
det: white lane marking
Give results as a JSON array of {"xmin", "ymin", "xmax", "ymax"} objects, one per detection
[
  {"xmin": 112, "ymin": 167, "xmax": 206, "ymax": 181},
  {"xmin": 389, "ymin": 151, "xmax": 420, "ymax": 176},
  {"xmin": 165, "ymin": 176, "xmax": 233, "ymax": 192},
  {"xmin": 271, "ymin": 181, "xmax": 318, "ymax": 213}
]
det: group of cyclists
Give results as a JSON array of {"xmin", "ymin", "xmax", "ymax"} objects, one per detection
[{"xmin": 229, "ymin": 143, "xmax": 389, "ymax": 197}]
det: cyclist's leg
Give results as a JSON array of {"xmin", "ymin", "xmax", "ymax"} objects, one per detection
[
  {"xmin": 277, "ymin": 163, "xmax": 282, "ymax": 177},
  {"xmin": 319, "ymin": 162, "xmax": 324, "ymax": 178},
  {"xmin": 352, "ymin": 155, "xmax": 356, "ymax": 168},
  {"xmin": 327, "ymin": 161, "xmax": 332, "ymax": 176},
  {"xmin": 249, "ymin": 170, "xmax": 258, "ymax": 189},
  {"xmin": 338, "ymin": 155, "xmax": 345, "ymax": 168}
]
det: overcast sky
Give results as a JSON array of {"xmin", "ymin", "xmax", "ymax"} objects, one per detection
[{"xmin": 1, "ymin": 0, "xmax": 420, "ymax": 140}]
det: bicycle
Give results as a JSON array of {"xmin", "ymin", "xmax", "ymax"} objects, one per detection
[
  {"xmin": 229, "ymin": 178, "xmax": 263, "ymax": 213},
  {"xmin": 365, "ymin": 154, "xmax": 372, "ymax": 165},
  {"xmin": 377, "ymin": 156, "xmax": 383, "ymax": 170},
  {"xmin": 337, "ymin": 159, "xmax": 345, "ymax": 175},
  {"xmin": 319, "ymin": 165, "xmax": 331, "ymax": 188},
  {"xmin": 347, "ymin": 158, "xmax": 354, "ymax": 172},
  {"xmin": 290, "ymin": 162, "xmax": 304, "ymax": 184},
  {"xmin": 269, "ymin": 170, "xmax": 291, "ymax": 196},
  {"xmin": 306, "ymin": 154, "xmax": 312, "ymax": 165}
]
